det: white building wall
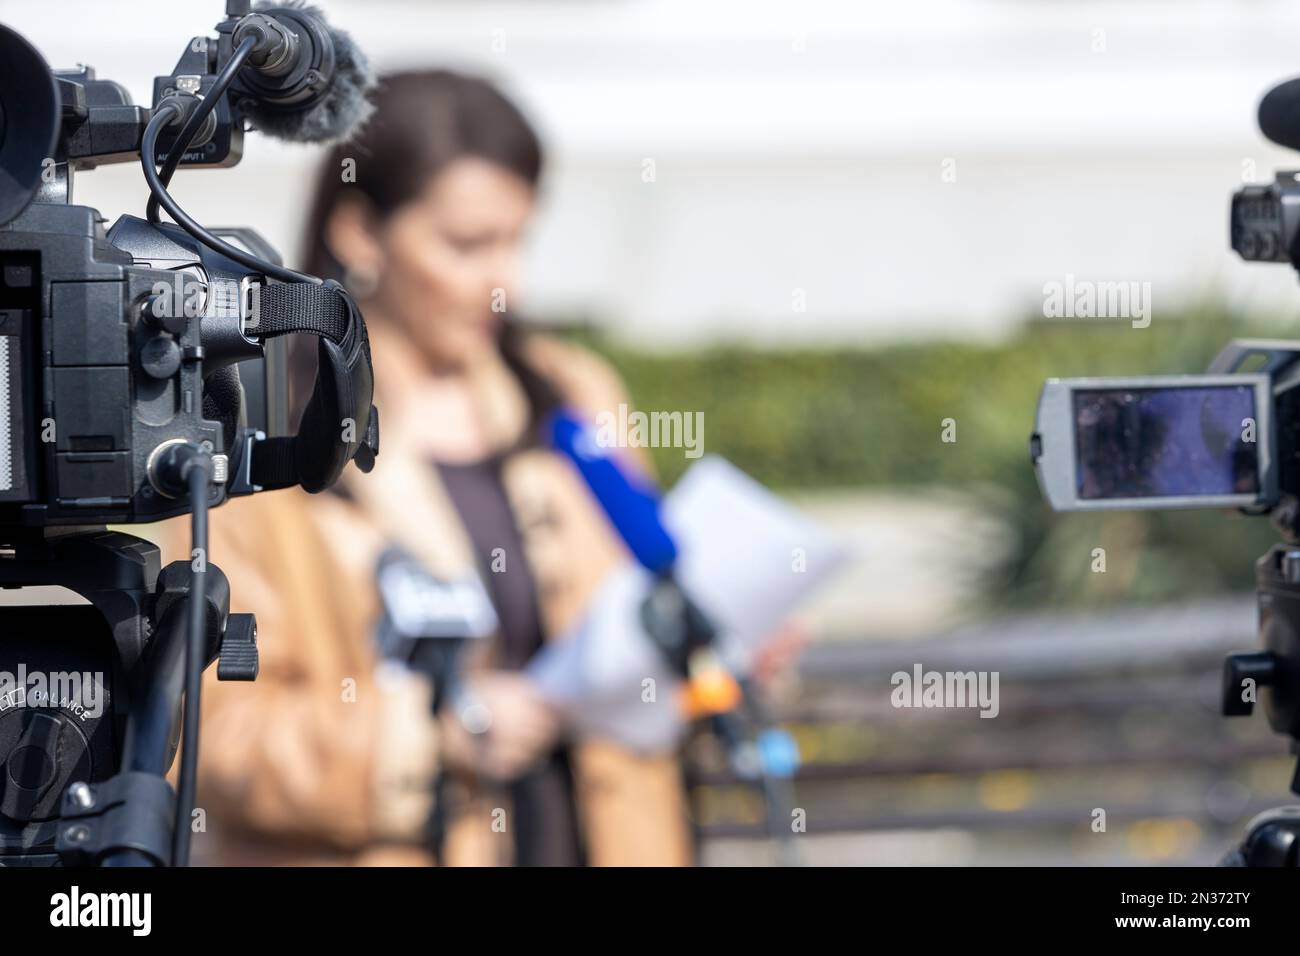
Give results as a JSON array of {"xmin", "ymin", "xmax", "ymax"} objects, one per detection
[{"xmin": 10, "ymin": 0, "xmax": 1300, "ymax": 344}]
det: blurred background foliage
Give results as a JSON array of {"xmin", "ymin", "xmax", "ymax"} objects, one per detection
[{"xmin": 576, "ymin": 306, "xmax": 1290, "ymax": 612}]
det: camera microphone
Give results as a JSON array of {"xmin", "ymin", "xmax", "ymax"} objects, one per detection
[
  {"xmin": 231, "ymin": 3, "xmax": 374, "ymax": 144},
  {"xmin": 1258, "ymin": 78, "xmax": 1300, "ymax": 151}
]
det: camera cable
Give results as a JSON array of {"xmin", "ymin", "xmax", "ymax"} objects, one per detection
[
  {"xmin": 145, "ymin": 34, "xmax": 258, "ymax": 227},
  {"xmin": 148, "ymin": 444, "xmax": 214, "ymax": 866},
  {"xmin": 141, "ymin": 82, "xmax": 317, "ymax": 286}
]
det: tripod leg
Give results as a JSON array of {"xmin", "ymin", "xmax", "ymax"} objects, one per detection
[{"xmin": 56, "ymin": 560, "xmax": 238, "ymax": 866}]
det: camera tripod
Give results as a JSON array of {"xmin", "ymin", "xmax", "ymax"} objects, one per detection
[
  {"xmin": 1202, "ymin": 340, "xmax": 1300, "ymax": 864},
  {"xmin": 0, "ymin": 527, "xmax": 256, "ymax": 866},
  {"xmin": 1221, "ymin": 541, "xmax": 1300, "ymax": 866}
]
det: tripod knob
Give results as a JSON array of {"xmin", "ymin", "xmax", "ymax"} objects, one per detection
[
  {"xmin": 217, "ymin": 613, "xmax": 258, "ymax": 681},
  {"xmin": 1225, "ymin": 807, "xmax": 1300, "ymax": 866},
  {"xmin": 1, "ymin": 712, "xmax": 68, "ymax": 821},
  {"xmin": 1223, "ymin": 652, "xmax": 1277, "ymax": 716}
]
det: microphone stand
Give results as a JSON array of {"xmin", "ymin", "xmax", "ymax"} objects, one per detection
[{"xmin": 641, "ymin": 572, "xmax": 802, "ymax": 866}]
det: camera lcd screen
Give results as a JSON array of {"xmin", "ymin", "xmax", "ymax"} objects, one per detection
[{"xmin": 1073, "ymin": 385, "xmax": 1260, "ymax": 500}]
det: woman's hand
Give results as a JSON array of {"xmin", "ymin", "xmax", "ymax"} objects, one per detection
[
  {"xmin": 750, "ymin": 620, "xmax": 810, "ymax": 688},
  {"xmin": 438, "ymin": 671, "xmax": 561, "ymax": 782}
]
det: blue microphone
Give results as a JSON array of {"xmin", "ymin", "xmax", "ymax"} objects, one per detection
[
  {"xmin": 543, "ymin": 408, "xmax": 679, "ymax": 575},
  {"xmin": 546, "ymin": 407, "xmax": 803, "ymax": 824}
]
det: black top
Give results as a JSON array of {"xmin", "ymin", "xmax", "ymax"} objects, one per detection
[
  {"xmin": 436, "ymin": 458, "xmax": 544, "ymax": 668},
  {"xmin": 436, "ymin": 456, "xmax": 584, "ymax": 866}
]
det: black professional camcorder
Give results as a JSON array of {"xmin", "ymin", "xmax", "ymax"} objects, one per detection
[
  {"xmin": 1029, "ymin": 77, "xmax": 1300, "ymax": 866},
  {"xmin": 1230, "ymin": 80, "xmax": 1300, "ymax": 270},
  {"xmin": 0, "ymin": 2, "xmax": 378, "ymax": 525},
  {"xmin": 0, "ymin": 1, "xmax": 378, "ymax": 866}
]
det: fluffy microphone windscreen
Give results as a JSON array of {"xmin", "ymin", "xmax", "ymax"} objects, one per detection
[
  {"xmin": 1259, "ymin": 77, "xmax": 1300, "ymax": 152},
  {"xmin": 240, "ymin": 2, "xmax": 376, "ymax": 145}
]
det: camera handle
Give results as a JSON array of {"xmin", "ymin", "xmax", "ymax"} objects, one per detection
[{"xmin": 235, "ymin": 280, "xmax": 379, "ymax": 494}]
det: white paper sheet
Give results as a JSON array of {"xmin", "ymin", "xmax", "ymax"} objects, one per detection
[{"xmin": 529, "ymin": 455, "xmax": 848, "ymax": 751}]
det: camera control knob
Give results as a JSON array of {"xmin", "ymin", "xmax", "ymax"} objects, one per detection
[
  {"xmin": 1, "ymin": 712, "xmax": 70, "ymax": 822},
  {"xmin": 1223, "ymin": 651, "xmax": 1277, "ymax": 717},
  {"xmin": 140, "ymin": 335, "xmax": 182, "ymax": 379},
  {"xmin": 139, "ymin": 293, "xmax": 187, "ymax": 336}
]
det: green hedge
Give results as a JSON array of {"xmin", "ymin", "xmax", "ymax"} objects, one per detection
[{"xmin": 577, "ymin": 306, "xmax": 1288, "ymax": 609}]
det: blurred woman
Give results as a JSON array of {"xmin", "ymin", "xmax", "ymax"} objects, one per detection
[{"xmin": 175, "ymin": 71, "xmax": 692, "ymax": 866}]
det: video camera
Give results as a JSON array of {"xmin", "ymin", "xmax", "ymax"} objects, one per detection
[
  {"xmin": 1028, "ymin": 77, "xmax": 1300, "ymax": 866},
  {"xmin": 0, "ymin": 1, "xmax": 378, "ymax": 866}
]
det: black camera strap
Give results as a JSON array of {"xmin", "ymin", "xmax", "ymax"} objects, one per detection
[
  {"xmin": 253, "ymin": 281, "xmax": 353, "ymax": 340},
  {"xmin": 243, "ymin": 279, "xmax": 379, "ymax": 493}
]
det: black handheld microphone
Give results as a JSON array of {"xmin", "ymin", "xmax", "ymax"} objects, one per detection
[
  {"xmin": 231, "ymin": 3, "xmax": 374, "ymax": 144},
  {"xmin": 1259, "ymin": 78, "xmax": 1300, "ymax": 152}
]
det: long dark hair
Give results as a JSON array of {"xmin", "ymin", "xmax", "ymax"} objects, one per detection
[{"xmin": 296, "ymin": 69, "xmax": 556, "ymax": 430}]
